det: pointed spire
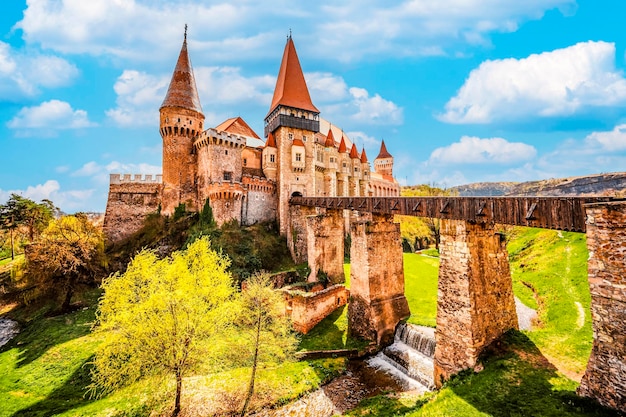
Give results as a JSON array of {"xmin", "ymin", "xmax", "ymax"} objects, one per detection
[
  {"xmin": 265, "ymin": 132, "xmax": 277, "ymax": 148},
  {"xmin": 267, "ymin": 36, "xmax": 319, "ymax": 116},
  {"xmin": 160, "ymin": 27, "xmax": 203, "ymax": 114},
  {"xmin": 338, "ymin": 135, "xmax": 347, "ymax": 153},
  {"xmin": 325, "ymin": 126, "xmax": 336, "ymax": 147},
  {"xmin": 349, "ymin": 144, "xmax": 359, "ymax": 159},
  {"xmin": 376, "ymin": 140, "xmax": 392, "ymax": 159},
  {"xmin": 360, "ymin": 147, "xmax": 368, "ymax": 163}
]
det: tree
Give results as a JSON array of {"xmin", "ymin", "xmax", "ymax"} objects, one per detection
[
  {"xmin": 238, "ymin": 273, "xmax": 298, "ymax": 416},
  {"xmin": 91, "ymin": 237, "xmax": 236, "ymax": 417},
  {"xmin": 0, "ymin": 194, "xmax": 56, "ymax": 259},
  {"xmin": 26, "ymin": 213, "xmax": 104, "ymax": 312}
]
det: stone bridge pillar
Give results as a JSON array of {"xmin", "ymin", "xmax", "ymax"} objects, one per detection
[
  {"xmin": 348, "ymin": 214, "xmax": 410, "ymax": 346},
  {"xmin": 287, "ymin": 205, "xmax": 316, "ymax": 264},
  {"xmin": 578, "ymin": 202, "xmax": 626, "ymax": 413},
  {"xmin": 306, "ymin": 209, "xmax": 345, "ymax": 284},
  {"xmin": 434, "ymin": 219, "xmax": 518, "ymax": 387}
]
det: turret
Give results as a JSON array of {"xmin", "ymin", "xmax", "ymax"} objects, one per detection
[
  {"xmin": 262, "ymin": 132, "xmax": 278, "ymax": 181},
  {"xmin": 374, "ymin": 140, "xmax": 394, "ymax": 178},
  {"xmin": 265, "ymin": 34, "xmax": 320, "ymax": 234},
  {"xmin": 159, "ymin": 26, "xmax": 205, "ymax": 214}
]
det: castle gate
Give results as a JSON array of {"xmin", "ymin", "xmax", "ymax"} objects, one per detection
[{"xmin": 289, "ymin": 196, "xmax": 625, "ymax": 412}]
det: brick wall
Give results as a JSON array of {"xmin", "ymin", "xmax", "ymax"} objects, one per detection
[{"xmin": 283, "ymin": 284, "xmax": 349, "ymax": 334}]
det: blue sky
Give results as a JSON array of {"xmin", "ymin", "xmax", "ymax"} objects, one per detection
[{"xmin": 1, "ymin": 0, "xmax": 626, "ymax": 213}]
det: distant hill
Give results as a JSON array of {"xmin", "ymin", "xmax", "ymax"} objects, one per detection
[{"xmin": 450, "ymin": 172, "xmax": 626, "ymax": 197}]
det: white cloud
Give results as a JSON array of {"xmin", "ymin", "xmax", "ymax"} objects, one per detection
[
  {"xmin": 306, "ymin": 72, "xmax": 349, "ymax": 102},
  {"xmin": 440, "ymin": 41, "xmax": 626, "ymax": 124},
  {"xmin": 429, "ymin": 136, "xmax": 537, "ymax": 164},
  {"xmin": 7, "ymin": 100, "xmax": 96, "ymax": 131},
  {"xmin": 105, "ymin": 70, "xmax": 168, "ymax": 126},
  {"xmin": 349, "ymin": 87, "xmax": 403, "ymax": 125},
  {"xmin": 195, "ymin": 67, "xmax": 274, "ymax": 104},
  {"xmin": 16, "ymin": 0, "xmax": 574, "ymax": 63},
  {"xmin": 0, "ymin": 41, "xmax": 79, "ymax": 100},
  {"xmin": 71, "ymin": 160, "xmax": 162, "ymax": 185},
  {"xmin": 585, "ymin": 124, "xmax": 626, "ymax": 151},
  {"xmin": 0, "ymin": 180, "xmax": 94, "ymax": 213},
  {"xmin": 346, "ymin": 131, "xmax": 380, "ymax": 147}
]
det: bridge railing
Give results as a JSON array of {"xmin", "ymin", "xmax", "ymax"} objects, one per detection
[{"xmin": 289, "ymin": 196, "xmax": 619, "ymax": 232}]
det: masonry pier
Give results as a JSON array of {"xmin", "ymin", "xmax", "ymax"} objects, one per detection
[
  {"xmin": 306, "ymin": 209, "xmax": 345, "ymax": 284},
  {"xmin": 578, "ymin": 201, "xmax": 626, "ymax": 412},
  {"xmin": 287, "ymin": 205, "xmax": 316, "ymax": 264},
  {"xmin": 348, "ymin": 213, "xmax": 410, "ymax": 346},
  {"xmin": 434, "ymin": 219, "xmax": 518, "ymax": 387}
]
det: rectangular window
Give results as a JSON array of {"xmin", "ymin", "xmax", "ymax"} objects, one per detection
[
  {"xmin": 288, "ymin": 133, "xmax": 293, "ymax": 140},
  {"xmin": 295, "ymin": 153, "xmax": 302, "ymax": 162},
  {"xmin": 243, "ymin": 158, "xmax": 247, "ymax": 166},
  {"xmin": 223, "ymin": 171, "xmax": 232, "ymax": 181},
  {"xmin": 270, "ymin": 154, "xmax": 275, "ymax": 163},
  {"xmin": 303, "ymin": 135, "xmax": 307, "ymax": 142}
]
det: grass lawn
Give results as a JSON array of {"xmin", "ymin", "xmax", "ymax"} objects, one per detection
[{"xmin": 403, "ymin": 253, "xmax": 438, "ymax": 328}]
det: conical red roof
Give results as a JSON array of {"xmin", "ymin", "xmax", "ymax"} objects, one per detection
[
  {"xmin": 161, "ymin": 33, "xmax": 203, "ymax": 114},
  {"xmin": 267, "ymin": 36, "xmax": 319, "ymax": 116},
  {"xmin": 325, "ymin": 127, "xmax": 336, "ymax": 147},
  {"xmin": 360, "ymin": 148, "xmax": 368, "ymax": 163},
  {"xmin": 376, "ymin": 140, "xmax": 392, "ymax": 159},
  {"xmin": 265, "ymin": 132, "xmax": 277, "ymax": 148},
  {"xmin": 338, "ymin": 135, "xmax": 347, "ymax": 153},
  {"xmin": 349, "ymin": 144, "xmax": 359, "ymax": 159}
]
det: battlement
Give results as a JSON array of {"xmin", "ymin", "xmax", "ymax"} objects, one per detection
[
  {"xmin": 194, "ymin": 127, "xmax": 246, "ymax": 150},
  {"xmin": 110, "ymin": 174, "xmax": 163, "ymax": 184}
]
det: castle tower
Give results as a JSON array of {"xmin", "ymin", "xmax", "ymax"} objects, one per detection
[
  {"xmin": 349, "ymin": 144, "xmax": 361, "ymax": 196},
  {"xmin": 337, "ymin": 135, "xmax": 349, "ymax": 197},
  {"xmin": 374, "ymin": 140, "xmax": 394, "ymax": 177},
  {"xmin": 360, "ymin": 148, "xmax": 370, "ymax": 196},
  {"xmin": 265, "ymin": 35, "xmax": 320, "ymax": 235},
  {"xmin": 262, "ymin": 132, "xmax": 278, "ymax": 181},
  {"xmin": 159, "ymin": 27, "xmax": 205, "ymax": 215}
]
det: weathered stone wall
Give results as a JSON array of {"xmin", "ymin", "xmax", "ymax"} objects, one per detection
[
  {"xmin": 288, "ymin": 205, "xmax": 316, "ymax": 263},
  {"xmin": 348, "ymin": 214, "xmax": 410, "ymax": 346},
  {"xmin": 434, "ymin": 219, "xmax": 518, "ymax": 387},
  {"xmin": 242, "ymin": 176, "xmax": 276, "ymax": 225},
  {"xmin": 306, "ymin": 209, "xmax": 345, "ymax": 284},
  {"xmin": 578, "ymin": 202, "xmax": 626, "ymax": 412},
  {"xmin": 103, "ymin": 175, "xmax": 162, "ymax": 243},
  {"xmin": 283, "ymin": 284, "xmax": 349, "ymax": 334}
]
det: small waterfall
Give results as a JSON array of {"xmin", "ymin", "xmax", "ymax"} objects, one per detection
[{"xmin": 366, "ymin": 323, "xmax": 436, "ymax": 391}]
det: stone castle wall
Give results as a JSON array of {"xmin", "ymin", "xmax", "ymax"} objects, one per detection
[
  {"xmin": 283, "ymin": 284, "xmax": 349, "ymax": 334},
  {"xmin": 242, "ymin": 175, "xmax": 276, "ymax": 225},
  {"xmin": 103, "ymin": 175, "xmax": 162, "ymax": 243},
  {"xmin": 578, "ymin": 202, "xmax": 626, "ymax": 412}
]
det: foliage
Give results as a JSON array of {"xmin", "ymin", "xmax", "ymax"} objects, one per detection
[
  {"xmin": 237, "ymin": 273, "xmax": 299, "ymax": 415},
  {"xmin": 0, "ymin": 194, "xmax": 56, "ymax": 260},
  {"xmin": 26, "ymin": 213, "xmax": 104, "ymax": 312},
  {"xmin": 91, "ymin": 237, "xmax": 236, "ymax": 416}
]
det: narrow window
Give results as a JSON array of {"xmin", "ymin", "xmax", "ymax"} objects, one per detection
[
  {"xmin": 243, "ymin": 158, "xmax": 247, "ymax": 166},
  {"xmin": 270, "ymin": 154, "xmax": 275, "ymax": 163},
  {"xmin": 288, "ymin": 133, "xmax": 293, "ymax": 140},
  {"xmin": 223, "ymin": 171, "xmax": 232, "ymax": 181},
  {"xmin": 295, "ymin": 153, "xmax": 302, "ymax": 162}
]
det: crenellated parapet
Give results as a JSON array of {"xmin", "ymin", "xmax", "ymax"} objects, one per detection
[
  {"xmin": 193, "ymin": 127, "xmax": 246, "ymax": 150},
  {"xmin": 110, "ymin": 173, "xmax": 163, "ymax": 184}
]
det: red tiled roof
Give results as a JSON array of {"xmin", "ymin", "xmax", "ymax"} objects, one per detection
[
  {"xmin": 349, "ymin": 144, "xmax": 359, "ymax": 159},
  {"xmin": 293, "ymin": 138, "xmax": 305, "ymax": 146},
  {"xmin": 160, "ymin": 35, "xmax": 203, "ymax": 114},
  {"xmin": 267, "ymin": 36, "xmax": 319, "ymax": 116},
  {"xmin": 325, "ymin": 127, "xmax": 336, "ymax": 147},
  {"xmin": 338, "ymin": 136, "xmax": 347, "ymax": 153},
  {"xmin": 265, "ymin": 132, "xmax": 277, "ymax": 148},
  {"xmin": 360, "ymin": 148, "xmax": 368, "ymax": 163},
  {"xmin": 376, "ymin": 140, "xmax": 393, "ymax": 159},
  {"xmin": 215, "ymin": 116, "xmax": 260, "ymax": 139}
]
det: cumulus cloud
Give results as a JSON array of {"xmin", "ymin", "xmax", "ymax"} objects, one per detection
[
  {"xmin": 440, "ymin": 41, "xmax": 626, "ymax": 124},
  {"xmin": 0, "ymin": 180, "xmax": 94, "ymax": 213},
  {"xmin": 7, "ymin": 100, "xmax": 96, "ymax": 131},
  {"xmin": 0, "ymin": 41, "xmax": 79, "ymax": 100},
  {"xmin": 15, "ymin": 0, "xmax": 574, "ymax": 62},
  {"xmin": 585, "ymin": 124, "xmax": 626, "ymax": 151},
  {"xmin": 105, "ymin": 70, "xmax": 168, "ymax": 126},
  {"xmin": 306, "ymin": 72, "xmax": 349, "ymax": 102},
  {"xmin": 349, "ymin": 87, "xmax": 403, "ymax": 125},
  {"xmin": 429, "ymin": 136, "xmax": 537, "ymax": 164}
]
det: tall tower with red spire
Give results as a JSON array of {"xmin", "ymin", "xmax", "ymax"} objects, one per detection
[
  {"xmin": 159, "ymin": 26, "xmax": 205, "ymax": 215},
  {"xmin": 265, "ymin": 34, "xmax": 320, "ymax": 234},
  {"xmin": 374, "ymin": 140, "xmax": 394, "ymax": 178}
]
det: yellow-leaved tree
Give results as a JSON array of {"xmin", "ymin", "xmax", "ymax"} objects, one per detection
[
  {"xmin": 238, "ymin": 273, "xmax": 298, "ymax": 416},
  {"xmin": 90, "ymin": 237, "xmax": 236, "ymax": 416}
]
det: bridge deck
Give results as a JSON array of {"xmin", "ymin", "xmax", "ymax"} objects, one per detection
[{"xmin": 290, "ymin": 196, "xmax": 619, "ymax": 232}]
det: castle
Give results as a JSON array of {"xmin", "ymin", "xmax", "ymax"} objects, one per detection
[{"xmin": 103, "ymin": 31, "xmax": 400, "ymax": 242}]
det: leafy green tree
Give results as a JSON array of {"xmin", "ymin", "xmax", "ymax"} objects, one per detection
[
  {"xmin": 0, "ymin": 194, "xmax": 55, "ymax": 259},
  {"xmin": 26, "ymin": 213, "xmax": 104, "ymax": 311},
  {"xmin": 238, "ymin": 273, "xmax": 298, "ymax": 416},
  {"xmin": 91, "ymin": 237, "xmax": 236, "ymax": 417}
]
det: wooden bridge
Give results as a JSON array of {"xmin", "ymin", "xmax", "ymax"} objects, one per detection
[
  {"xmin": 287, "ymin": 196, "xmax": 626, "ymax": 411},
  {"xmin": 290, "ymin": 196, "xmax": 617, "ymax": 232}
]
